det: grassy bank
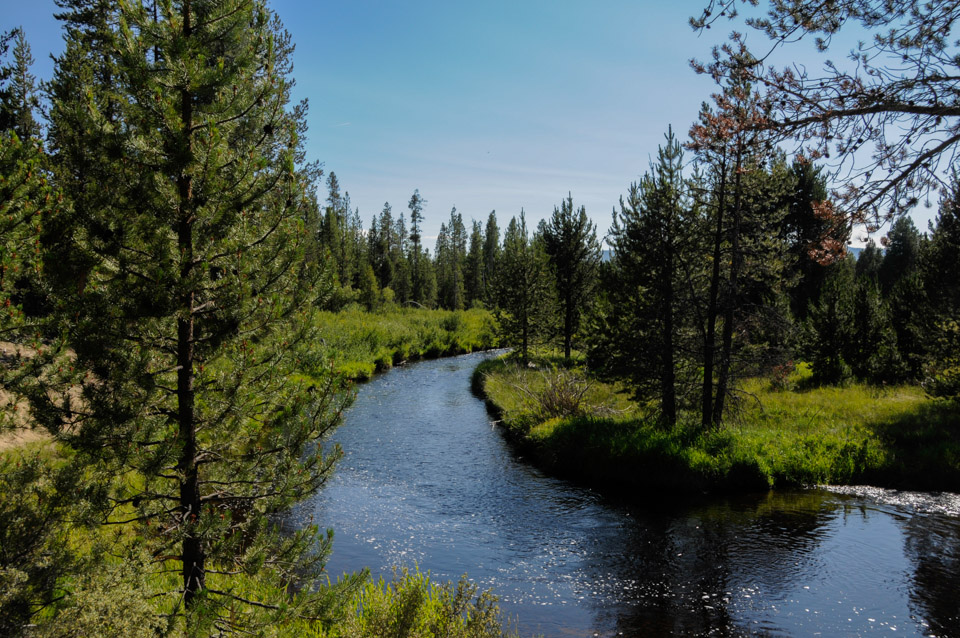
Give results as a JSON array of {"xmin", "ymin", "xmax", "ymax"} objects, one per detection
[
  {"xmin": 473, "ymin": 356, "xmax": 960, "ymax": 494},
  {"xmin": 315, "ymin": 306, "xmax": 498, "ymax": 381}
]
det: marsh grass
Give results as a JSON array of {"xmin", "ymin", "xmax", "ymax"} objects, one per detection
[
  {"xmin": 476, "ymin": 355, "xmax": 960, "ymax": 493},
  {"xmin": 316, "ymin": 307, "xmax": 498, "ymax": 380}
]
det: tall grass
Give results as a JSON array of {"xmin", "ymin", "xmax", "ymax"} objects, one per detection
[
  {"xmin": 315, "ymin": 307, "xmax": 498, "ymax": 380},
  {"xmin": 475, "ymin": 355, "xmax": 960, "ymax": 493}
]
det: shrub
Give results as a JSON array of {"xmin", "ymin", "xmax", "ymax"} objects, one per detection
[
  {"xmin": 316, "ymin": 566, "xmax": 519, "ymax": 638},
  {"xmin": 769, "ymin": 360, "xmax": 796, "ymax": 391}
]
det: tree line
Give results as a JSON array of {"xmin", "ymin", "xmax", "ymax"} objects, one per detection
[{"xmin": 481, "ymin": 72, "xmax": 960, "ymax": 430}]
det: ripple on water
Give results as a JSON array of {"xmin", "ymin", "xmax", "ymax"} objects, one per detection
[{"xmin": 822, "ymin": 484, "xmax": 960, "ymax": 517}]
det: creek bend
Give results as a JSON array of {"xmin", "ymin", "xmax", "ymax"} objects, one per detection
[{"xmin": 291, "ymin": 351, "xmax": 960, "ymax": 637}]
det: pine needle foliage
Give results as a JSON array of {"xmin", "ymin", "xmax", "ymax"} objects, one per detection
[{"xmin": 35, "ymin": 0, "xmax": 360, "ymax": 632}]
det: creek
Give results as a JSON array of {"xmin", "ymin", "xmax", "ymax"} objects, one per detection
[{"xmin": 292, "ymin": 351, "xmax": 960, "ymax": 637}]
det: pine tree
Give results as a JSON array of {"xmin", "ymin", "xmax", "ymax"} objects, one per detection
[
  {"xmin": 923, "ymin": 178, "xmax": 960, "ymax": 397},
  {"xmin": 370, "ymin": 202, "xmax": 396, "ymax": 290},
  {"xmin": 391, "ymin": 212, "xmax": 410, "ymax": 303},
  {"xmin": 926, "ymin": 178, "xmax": 960, "ymax": 318},
  {"xmin": 464, "ymin": 220, "xmax": 485, "ymax": 306},
  {"xmin": 0, "ymin": 29, "xmax": 40, "ymax": 140},
  {"xmin": 0, "ymin": 30, "xmax": 12, "ymax": 120},
  {"xmin": 604, "ymin": 131, "xmax": 689, "ymax": 425},
  {"xmin": 347, "ymin": 203, "xmax": 366, "ymax": 289},
  {"xmin": 879, "ymin": 216, "xmax": 921, "ymax": 296},
  {"xmin": 809, "ymin": 258, "xmax": 855, "ymax": 384},
  {"xmin": 847, "ymin": 279, "xmax": 904, "ymax": 383},
  {"xmin": 887, "ymin": 271, "xmax": 928, "ymax": 380},
  {"xmin": 436, "ymin": 207, "xmax": 466, "ymax": 310},
  {"xmin": 482, "ymin": 210, "xmax": 500, "ymax": 303},
  {"xmin": 855, "ymin": 239, "xmax": 883, "ymax": 283},
  {"xmin": 322, "ymin": 171, "xmax": 355, "ymax": 287},
  {"xmin": 40, "ymin": 1, "xmax": 359, "ymax": 630},
  {"xmin": 359, "ymin": 262, "xmax": 380, "ymax": 310},
  {"xmin": 492, "ymin": 212, "xmax": 553, "ymax": 364},
  {"xmin": 0, "ymin": 30, "xmax": 47, "ymax": 337},
  {"xmin": 407, "ymin": 189, "xmax": 430, "ymax": 306},
  {"xmin": 539, "ymin": 193, "xmax": 600, "ymax": 362}
]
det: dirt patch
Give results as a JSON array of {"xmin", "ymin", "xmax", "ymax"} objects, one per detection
[
  {"xmin": 0, "ymin": 427, "xmax": 51, "ymax": 452},
  {"xmin": 0, "ymin": 341, "xmax": 69, "ymax": 452}
]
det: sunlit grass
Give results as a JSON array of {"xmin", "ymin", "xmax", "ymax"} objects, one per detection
[
  {"xmin": 310, "ymin": 565, "xmax": 522, "ymax": 638},
  {"xmin": 315, "ymin": 306, "xmax": 498, "ymax": 380}
]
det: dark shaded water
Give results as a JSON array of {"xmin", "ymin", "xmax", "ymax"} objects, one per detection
[{"xmin": 294, "ymin": 352, "xmax": 960, "ymax": 637}]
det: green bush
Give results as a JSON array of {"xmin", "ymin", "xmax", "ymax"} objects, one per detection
[{"xmin": 314, "ymin": 566, "xmax": 520, "ymax": 638}]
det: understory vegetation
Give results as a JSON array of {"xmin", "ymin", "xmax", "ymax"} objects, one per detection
[{"xmin": 475, "ymin": 355, "xmax": 960, "ymax": 494}]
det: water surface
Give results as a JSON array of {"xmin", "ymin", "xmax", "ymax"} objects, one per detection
[{"xmin": 294, "ymin": 352, "xmax": 960, "ymax": 637}]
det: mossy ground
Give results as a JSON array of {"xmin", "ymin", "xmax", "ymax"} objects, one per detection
[{"xmin": 474, "ymin": 356, "xmax": 960, "ymax": 494}]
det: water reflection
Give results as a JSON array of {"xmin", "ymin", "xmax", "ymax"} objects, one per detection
[
  {"xmin": 903, "ymin": 508, "xmax": 960, "ymax": 635},
  {"xmin": 297, "ymin": 353, "xmax": 960, "ymax": 637},
  {"xmin": 578, "ymin": 492, "xmax": 836, "ymax": 637}
]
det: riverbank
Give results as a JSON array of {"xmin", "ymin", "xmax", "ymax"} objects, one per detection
[
  {"xmin": 472, "ymin": 356, "xmax": 960, "ymax": 494},
  {"xmin": 315, "ymin": 306, "xmax": 498, "ymax": 381}
]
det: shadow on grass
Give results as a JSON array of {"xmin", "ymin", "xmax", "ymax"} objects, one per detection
[{"xmin": 865, "ymin": 399, "xmax": 960, "ymax": 491}]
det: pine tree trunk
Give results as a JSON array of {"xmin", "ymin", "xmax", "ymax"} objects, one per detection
[
  {"xmin": 713, "ymin": 153, "xmax": 743, "ymax": 425},
  {"xmin": 177, "ymin": 0, "xmax": 204, "ymax": 611},
  {"xmin": 702, "ymin": 163, "xmax": 727, "ymax": 429},
  {"xmin": 661, "ymin": 240, "xmax": 676, "ymax": 427}
]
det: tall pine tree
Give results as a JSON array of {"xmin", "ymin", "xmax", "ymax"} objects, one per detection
[
  {"xmin": 41, "ymin": 1, "xmax": 359, "ymax": 631},
  {"xmin": 492, "ymin": 212, "xmax": 553, "ymax": 364},
  {"xmin": 539, "ymin": 194, "xmax": 600, "ymax": 362},
  {"xmin": 604, "ymin": 131, "xmax": 690, "ymax": 425}
]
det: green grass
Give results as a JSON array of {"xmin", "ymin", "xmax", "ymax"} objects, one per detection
[
  {"xmin": 315, "ymin": 307, "xmax": 498, "ymax": 381},
  {"xmin": 474, "ymin": 355, "xmax": 960, "ymax": 493},
  {"xmin": 310, "ymin": 566, "xmax": 522, "ymax": 638}
]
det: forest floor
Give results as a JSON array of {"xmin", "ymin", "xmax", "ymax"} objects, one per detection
[{"xmin": 473, "ymin": 354, "xmax": 960, "ymax": 495}]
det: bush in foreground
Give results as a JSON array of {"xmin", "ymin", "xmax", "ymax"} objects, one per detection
[{"xmin": 313, "ymin": 567, "xmax": 521, "ymax": 638}]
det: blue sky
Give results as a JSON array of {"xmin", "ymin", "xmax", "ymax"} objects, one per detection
[{"xmin": 3, "ymin": 1, "xmax": 933, "ymax": 245}]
